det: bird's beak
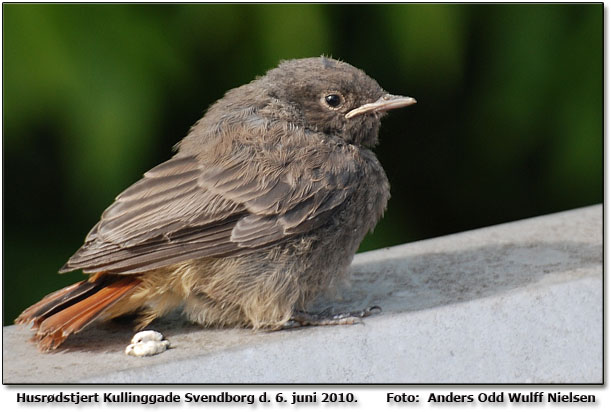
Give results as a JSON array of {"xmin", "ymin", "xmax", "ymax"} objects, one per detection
[{"xmin": 345, "ymin": 94, "xmax": 417, "ymax": 119}]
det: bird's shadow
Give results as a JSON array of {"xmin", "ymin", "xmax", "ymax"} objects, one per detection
[
  {"xmin": 50, "ymin": 239, "xmax": 601, "ymax": 354},
  {"xmin": 322, "ymin": 240, "xmax": 601, "ymax": 314},
  {"xmin": 53, "ymin": 313, "xmax": 200, "ymax": 354}
]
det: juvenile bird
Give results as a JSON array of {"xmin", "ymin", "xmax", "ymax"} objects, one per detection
[{"xmin": 16, "ymin": 57, "xmax": 416, "ymax": 351}]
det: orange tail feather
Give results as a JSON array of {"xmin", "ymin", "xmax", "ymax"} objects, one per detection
[{"xmin": 15, "ymin": 274, "xmax": 141, "ymax": 352}]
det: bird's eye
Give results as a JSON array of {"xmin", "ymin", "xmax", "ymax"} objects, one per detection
[{"xmin": 324, "ymin": 93, "xmax": 343, "ymax": 108}]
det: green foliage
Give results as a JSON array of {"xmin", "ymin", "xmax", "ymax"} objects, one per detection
[{"xmin": 3, "ymin": 4, "xmax": 602, "ymax": 324}]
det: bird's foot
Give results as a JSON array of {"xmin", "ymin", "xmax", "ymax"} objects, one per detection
[{"xmin": 282, "ymin": 305, "xmax": 382, "ymax": 329}]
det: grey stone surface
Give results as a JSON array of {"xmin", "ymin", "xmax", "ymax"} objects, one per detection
[{"xmin": 3, "ymin": 205, "xmax": 602, "ymax": 384}]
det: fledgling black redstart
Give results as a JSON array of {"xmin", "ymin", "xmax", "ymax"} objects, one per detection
[{"xmin": 16, "ymin": 56, "xmax": 416, "ymax": 351}]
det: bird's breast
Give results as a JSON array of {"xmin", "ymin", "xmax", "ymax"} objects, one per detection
[{"xmin": 333, "ymin": 147, "xmax": 390, "ymax": 245}]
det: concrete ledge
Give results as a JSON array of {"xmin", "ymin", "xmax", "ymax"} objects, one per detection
[{"xmin": 3, "ymin": 205, "xmax": 602, "ymax": 383}]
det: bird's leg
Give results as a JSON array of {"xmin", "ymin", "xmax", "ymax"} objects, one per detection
[{"xmin": 282, "ymin": 306, "xmax": 382, "ymax": 329}]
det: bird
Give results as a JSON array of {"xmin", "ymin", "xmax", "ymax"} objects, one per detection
[{"xmin": 15, "ymin": 56, "xmax": 416, "ymax": 352}]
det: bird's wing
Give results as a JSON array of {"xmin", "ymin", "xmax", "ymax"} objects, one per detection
[{"xmin": 61, "ymin": 136, "xmax": 361, "ymax": 274}]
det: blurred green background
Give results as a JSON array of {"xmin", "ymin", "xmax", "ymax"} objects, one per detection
[{"xmin": 3, "ymin": 4, "xmax": 602, "ymax": 325}]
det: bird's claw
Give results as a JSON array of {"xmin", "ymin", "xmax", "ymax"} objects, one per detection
[{"xmin": 282, "ymin": 305, "xmax": 382, "ymax": 329}]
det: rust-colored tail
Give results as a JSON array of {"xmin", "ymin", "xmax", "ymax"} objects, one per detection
[{"xmin": 15, "ymin": 274, "xmax": 141, "ymax": 352}]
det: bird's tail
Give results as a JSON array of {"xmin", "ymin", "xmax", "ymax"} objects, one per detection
[{"xmin": 15, "ymin": 274, "xmax": 141, "ymax": 352}]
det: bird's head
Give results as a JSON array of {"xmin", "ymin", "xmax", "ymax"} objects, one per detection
[{"xmin": 262, "ymin": 56, "xmax": 416, "ymax": 147}]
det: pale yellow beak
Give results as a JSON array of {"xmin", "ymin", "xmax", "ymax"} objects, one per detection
[{"xmin": 345, "ymin": 94, "xmax": 417, "ymax": 119}]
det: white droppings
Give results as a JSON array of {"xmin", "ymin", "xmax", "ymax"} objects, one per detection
[
  {"xmin": 125, "ymin": 330, "xmax": 170, "ymax": 357},
  {"xmin": 130, "ymin": 330, "xmax": 164, "ymax": 344}
]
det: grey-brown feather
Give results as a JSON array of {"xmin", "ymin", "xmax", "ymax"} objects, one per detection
[
  {"xmin": 62, "ymin": 125, "xmax": 365, "ymax": 274},
  {"xmin": 58, "ymin": 57, "xmax": 397, "ymax": 332},
  {"xmin": 14, "ymin": 56, "xmax": 411, "ymax": 352}
]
